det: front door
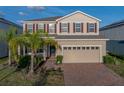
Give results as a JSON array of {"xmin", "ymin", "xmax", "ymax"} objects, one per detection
[{"xmin": 50, "ymin": 46, "xmax": 56, "ymax": 56}]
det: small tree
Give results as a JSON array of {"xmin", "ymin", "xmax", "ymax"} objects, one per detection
[
  {"xmin": 0, "ymin": 26, "xmax": 18, "ymax": 65},
  {"xmin": 22, "ymin": 31, "xmax": 44, "ymax": 74},
  {"xmin": 22, "ymin": 30, "xmax": 59, "ymax": 74}
]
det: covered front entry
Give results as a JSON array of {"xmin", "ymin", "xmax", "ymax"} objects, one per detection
[
  {"xmin": 50, "ymin": 46, "xmax": 56, "ymax": 56},
  {"xmin": 62, "ymin": 45, "xmax": 101, "ymax": 63}
]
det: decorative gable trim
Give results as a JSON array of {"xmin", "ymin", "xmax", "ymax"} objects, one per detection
[{"xmin": 56, "ymin": 11, "xmax": 101, "ymax": 22}]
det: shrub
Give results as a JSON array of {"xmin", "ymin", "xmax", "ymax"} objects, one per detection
[
  {"xmin": 56, "ymin": 55, "xmax": 63, "ymax": 64},
  {"xmin": 17, "ymin": 55, "xmax": 31, "ymax": 70},
  {"xmin": 103, "ymin": 55, "xmax": 115, "ymax": 64}
]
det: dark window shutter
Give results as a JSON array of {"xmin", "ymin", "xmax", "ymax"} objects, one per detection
[
  {"xmin": 81, "ymin": 23, "xmax": 83, "ymax": 33},
  {"xmin": 44, "ymin": 24, "xmax": 46, "ymax": 32},
  {"xmin": 59, "ymin": 23, "xmax": 61, "ymax": 33},
  {"xmin": 95, "ymin": 23, "xmax": 97, "ymax": 33},
  {"xmin": 47, "ymin": 24, "xmax": 49, "ymax": 33},
  {"xmin": 33, "ymin": 24, "xmax": 35, "ymax": 33},
  {"xmin": 25, "ymin": 24, "xmax": 27, "ymax": 32},
  {"xmin": 36, "ymin": 24, "xmax": 38, "ymax": 31},
  {"xmin": 55, "ymin": 24, "xmax": 56, "ymax": 33},
  {"xmin": 68, "ymin": 23, "xmax": 70, "ymax": 33},
  {"xmin": 73, "ymin": 23, "xmax": 75, "ymax": 33},
  {"xmin": 87, "ymin": 23, "xmax": 89, "ymax": 33}
]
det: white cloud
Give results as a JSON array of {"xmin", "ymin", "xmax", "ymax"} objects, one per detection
[
  {"xmin": 18, "ymin": 12, "xmax": 27, "ymax": 16},
  {"xmin": 27, "ymin": 6, "xmax": 45, "ymax": 11}
]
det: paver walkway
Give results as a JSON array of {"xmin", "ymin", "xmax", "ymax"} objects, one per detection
[
  {"xmin": 44, "ymin": 56, "xmax": 62, "ymax": 69},
  {"xmin": 62, "ymin": 63, "xmax": 124, "ymax": 86}
]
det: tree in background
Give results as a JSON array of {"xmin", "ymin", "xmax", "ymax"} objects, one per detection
[{"xmin": 0, "ymin": 26, "xmax": 18, "ymax": 65}]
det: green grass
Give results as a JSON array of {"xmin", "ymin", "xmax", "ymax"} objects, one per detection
[
  {"xmin": 105, "ymin": 63, "xmax": 124, "ymax": 78},
  {"xmin": 0, "ymin": 57, "xmax": 8, "ymax": 64},
  {"xmin": 0, "ymin": 66, "xmax": 34, "ymax": 86},
  {"xmin": 45, "ymin": 68, "xmax": 64, "ymax": 86},
  {"xmin": 104, "ymin": 54, "xmax": 124, "ymax": 78}
]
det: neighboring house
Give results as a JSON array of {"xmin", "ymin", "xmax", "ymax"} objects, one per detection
[
  {"xmin": 100, "ymin": 20, "xmax": 124, "ymax": 56},
  {"xmin": 0, "ymin": 18, "xmax": 22, "ymax": 58},
  {"xmin": 23, "ymin": 11, "xmax": 108, "ymax": 63}
]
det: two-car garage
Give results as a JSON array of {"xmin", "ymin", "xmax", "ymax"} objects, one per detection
[
  {"xmin": 56, "ymin": 39, "xmax": 107, "ymax": 64},
  {"xmin": 62, "ymin": 45, "xmax": 102, "ymax": 63}
]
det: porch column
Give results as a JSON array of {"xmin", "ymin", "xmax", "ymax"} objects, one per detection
[
  {"xmin": 43, "ymin": 46, "xmax": 46, "ymax": 61},
  {"xmin": 23, "ymin": 46, "xmax": 26, "ymax": 56},
  {"xmin": 17, "ymin": 45, "xmax": 21, "ymax": 56}
]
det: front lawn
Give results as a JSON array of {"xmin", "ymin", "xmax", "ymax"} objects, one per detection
[
  {"xmin": 104, "ymin": 53, "xmax": 124, "ymax": 78},
  {"xmin": 0, "ymin": 58, "xmax": 64, "ymax": 86},
  {"xmin": 0, "ymin": 57, "xmax": 8, "ymax": 64},
  {"xmin": 45, "ymin": 68, "xmax": 64, "ymax": 86},
  {"xmin": 105, "ymin": 63, "xmax": 124, "ymax": 78}
]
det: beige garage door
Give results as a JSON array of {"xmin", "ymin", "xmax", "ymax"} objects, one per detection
[{"xmin": 63, "ymin": 46, "xmax": 100, "ymax": 63}]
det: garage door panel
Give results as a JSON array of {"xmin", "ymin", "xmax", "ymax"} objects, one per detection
[{"xmin": 63, "ymin": 46, "xmax": 100, "ymax": 63}]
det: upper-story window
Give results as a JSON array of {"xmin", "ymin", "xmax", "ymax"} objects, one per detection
[
  {"xmin": 88, "ymin": 23, "xmax": 96, "ymax": 32},
  {"xmin": 38, "ymin": 23, "xmax": 44, "ymax": 30},
  {"xmin": 27, "ymin": 24, "xmax": 33, "ymax": 33},
  {"xmin": 49, "ymin": 24, "xmax": 55, "ymax": 33},
  {"xmin": 61, "ymin": 23, "xmax": 68, "ymax": 32},
  {"xmin": 75, "ymin": 23, "xmax": 81, "ymax": 32}
]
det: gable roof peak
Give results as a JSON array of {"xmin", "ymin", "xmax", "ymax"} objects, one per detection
[{"xmin": 56, "ymin": 10, "xmax": 101, "ymax": 22}]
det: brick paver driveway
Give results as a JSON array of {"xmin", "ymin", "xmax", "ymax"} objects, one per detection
[{"xmin": 62, "ymin": 63, "xmax": 124, "ymax": 86}]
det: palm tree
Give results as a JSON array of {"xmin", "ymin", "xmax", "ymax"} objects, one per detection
[
  {"xmin": 0, "ymin": 26, "xmax": 18, "ymax": 65},
  {"xmin": 23, "ymin": 30, "xmax": 59, "ymax": 74},
  {"xmin": 23, "ymin": 31, "xmax": 44, "ymax": 74}
]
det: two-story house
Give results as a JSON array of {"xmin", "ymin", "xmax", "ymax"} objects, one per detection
[
  {"xmin": 23, "ymin": 11, "xmax": 108, "ymax": 63},
  {"xmin": 100, "ymin": 20, "xmax": 124, "ymax": 56},
  {"xmin": 0, "ymin": 18, "xmax": 22, "ymax": 58}
]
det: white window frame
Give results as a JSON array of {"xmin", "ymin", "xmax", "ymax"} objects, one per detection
[
  {"xmin": 75, "ymin": 23, "xmax": 81, "ymax": 32},
  {"xmin": 61, "ymin": 23, "xmax": 68, "ymax": 32},
  {"xmin": 38, "ymin": 23, "xmax": 44, "ymax": 30},
  {"xmin": 27, "ymin": 24, "xmax": 33, "ymax": 33},
  {"xmin": 88, "ymin": 23, "xmax": 95, "ymax": 32},
  {"xmin": 49, "ymin": 24, "xmax": 55, "ymax": 33}
]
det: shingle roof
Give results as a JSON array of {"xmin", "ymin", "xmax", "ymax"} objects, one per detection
[
  {"xmin": 100, "ymin": 19, "xmax": 124, "ymax": 31},
  {"xmin": 26, "ymin": 16, "xmax": 62, "ymax": 21},
  {"xmin": 48, "ymin": 35, "xmax": 107, "ymax": 39},
  {"xmin": 0, "ymin": 18, "xmax": 22, "ymax": 28}
]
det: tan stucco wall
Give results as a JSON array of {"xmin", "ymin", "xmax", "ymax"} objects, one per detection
[
  {"xmin": 24, "ymin": 12, "xmax": 100, "ymax": 35},
  {"xmin": 56, "ymin": 40, "xmax": 106, "ymax": 56},
  {"xmin": 57, "ymin": 12, "xmax": 99, "ymax": 35}
]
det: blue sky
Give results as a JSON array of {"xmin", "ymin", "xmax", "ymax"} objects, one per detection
[{"xmin": 0, "ymin": 6, "xmax": 124, "ymax": 27}]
